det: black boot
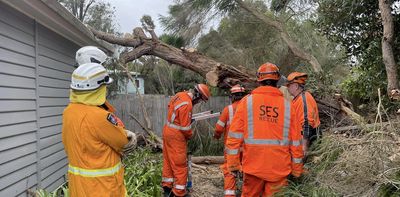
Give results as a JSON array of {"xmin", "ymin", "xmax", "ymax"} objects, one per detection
[{"xmin": 163, "ymin": 186, "xmax": 174, "ymax": 197}]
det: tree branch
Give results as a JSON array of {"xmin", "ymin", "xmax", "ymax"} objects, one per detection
[
  {"xmin": 82, "ymin": 0, "xmax": 95, "ymax": 21},
  {"xmin": 234, "ymin": 0, "xmax": 322, "ymax": 72},
  {"xmin": 120, "ymin": 45, "xmax": 154, "ymax": 64},
  {"xmin": 90, "ymin": 27, "xmax": 143, "ymax": 47}
]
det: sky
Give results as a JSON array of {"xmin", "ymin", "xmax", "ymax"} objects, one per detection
[{"xmin": 109, "ymin": 0, "xmax": 175, "ymax": 35}]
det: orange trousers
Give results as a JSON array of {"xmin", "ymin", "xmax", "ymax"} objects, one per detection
[
  {"xmin": 221, "ymin": 164, "xmax": 236, "ymax": 196},
  {"xmin": 162, "ymin": 127, "xmax": 188, "ymax": 196},
  {"xmin": 242, "ymin": 173, "xmax": 287, "ymax": 197},
  {"xmin": 221, "ymin": 149, "xmax": 243, "ymax": 197}
]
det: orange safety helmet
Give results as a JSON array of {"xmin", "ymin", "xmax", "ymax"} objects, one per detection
[
  {"xmin": 256, "ymin": 63, "xmax": 280, "ymax": 81},
  {"xmin": 195, "ymin": 84, "xmax": 211, "ymax": 101},
  {"xmin": 287, "ymin": 72, "xmax": 308, "ymax": 85},
  {"xmin": 230, "ymin": 84, "xmax": 246, "ymax": 94}
]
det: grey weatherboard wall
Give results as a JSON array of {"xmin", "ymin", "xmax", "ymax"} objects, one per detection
[{"xmin": 0, "ymin": 2, "xmax": 79, "ymax": 196}]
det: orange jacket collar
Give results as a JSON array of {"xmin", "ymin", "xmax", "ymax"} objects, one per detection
[{"xmin": 251, "ymin": 86, "xmax": 283, "ymax": 96}]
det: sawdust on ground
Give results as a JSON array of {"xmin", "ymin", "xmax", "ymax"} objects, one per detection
[{"xmin": 189, "ymin": 164, "xmax": 224, "ymax": 197}]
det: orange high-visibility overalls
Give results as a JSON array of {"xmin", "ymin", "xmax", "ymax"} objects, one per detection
[
  {"xmin": 226, "ymin": 86, "xmax": 303, "ymax": 197},
  {"xmin": 162, "ymin": 92, "xmax": 193, "ymax": 196}
]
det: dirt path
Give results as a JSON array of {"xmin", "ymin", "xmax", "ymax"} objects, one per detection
[{"xmin": 189, "ymin": 164, "xmax": 224, "ymax": 197}]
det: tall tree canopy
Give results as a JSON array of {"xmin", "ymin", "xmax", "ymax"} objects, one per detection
[
  {"xmin": 160, "ymin": 0, "xmax": 324, "ymax": 72},
  {"xmin": 317, "ymin": 0, "xmax": 400, "ymax": 102},
  {"xmin": 58, "ymin": 0, "xmax": 118, "ymax": 33}
]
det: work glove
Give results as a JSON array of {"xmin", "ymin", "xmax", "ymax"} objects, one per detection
[
  {"xmin": 213, "ymin": 133, "xmax": 221, "ymax": 140},
  {"xmin": 123, "ymin": 130, "xmax": 137, "ymax": 154},
  {"xmin": 228, "ymin": 163, "xmax": 241, "ymax": 175}
]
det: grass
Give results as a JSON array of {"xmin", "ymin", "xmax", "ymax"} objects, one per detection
[
  {"xmin": 188, "ymin": 120, "xmax": 225, "ymax": 156},
  {"xmin": 276, "ymin": 136, "xmax": 341, "ymax": 197}
]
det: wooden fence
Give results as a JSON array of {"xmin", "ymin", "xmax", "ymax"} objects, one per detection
[{"xmin": 109, "ymin": 95, "xmax": 231, "ymax": 136}]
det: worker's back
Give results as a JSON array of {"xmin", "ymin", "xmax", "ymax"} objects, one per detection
[
  {"xmin": 62, "ymin": 103, "xmax": 127, "ymax": 197},
  {"xmin": 293, "ymin": 91, "xmax": 320, "ymax": 129},
  {"xmin": 215, "ymin": 101, "xmax": 239, "ymax": 144},
  {"xmin": 227, "ymin": 86, "xmax": 302, "ymax": 182}
]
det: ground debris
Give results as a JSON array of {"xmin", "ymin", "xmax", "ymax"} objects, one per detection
[{"xmin": 190, "ymin": 164, "xmax": 224, "ymax": 197}]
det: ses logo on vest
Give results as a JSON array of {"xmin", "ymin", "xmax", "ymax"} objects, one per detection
[{"xmin": 259, "ymin": 105, "xmax": 279, "ymax": 123}]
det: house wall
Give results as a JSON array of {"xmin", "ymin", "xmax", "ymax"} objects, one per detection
[{"xmin": 0, "ymin": 2, "xmax": 78, "ymax": 196}]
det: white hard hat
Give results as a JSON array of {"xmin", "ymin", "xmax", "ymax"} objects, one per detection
[
  {"xmin": 70, "ymin": 63, "xmax": 113, "ymax": 91},
  {"xmin": 75, "ymin": 46, "xmax": 108, "ymax": 65}
]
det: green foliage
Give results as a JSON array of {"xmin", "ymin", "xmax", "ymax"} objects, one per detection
[
  {"xmin": 159, "ymin": 34, "xmax": 186, "ymax": 48},
  {"xmin": 317, "ymin": 0, "xmax": 400, "ymax": 109},
  {"xmin": 124, "ymin": 148, "xmax": 163, "ymax": 197},
  {"xmin": 58, "ymin": 0, "xmax": 118, "ymax": 33},
  {"xmin": 378, "ymin": 171, "xmax": 400, "ymax": 197},
  {"xmin": 35, "ymin": 183, "xmax": 69, "ymax": 197},
  {"xmin": 188, "ymin": 121, "xmax": 225, "ymax": 156},
  {"xmin": 306, "ymin": 71, "xmax": 337, "ymax": 99},
  {"xmin": 85, "ymin": 1, "xmax": 118, "ymax": 33}
]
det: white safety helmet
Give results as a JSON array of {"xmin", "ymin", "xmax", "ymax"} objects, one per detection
[
  {"xmin": 75, "ymin": 46, "xmax": 108, "ymax": 65},
  {"xmin": 70, "ymin": 63, "xmax": 113, "ymax": 91}
]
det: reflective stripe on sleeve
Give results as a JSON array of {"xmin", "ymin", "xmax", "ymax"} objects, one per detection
[
  {"xmin": 292, "ymin": 157, "xmax": 303, "ymax": 163},
  {"xmin": 217, "ymin": 120, "xmax": 226, "ymax": 127},
  {"xmin": 228, "ymin": 131, "xmax": 243, "ymax": 139},
  {"xmin": 68, "ymin": 162, "xmax": 122, "ymax": 177}
]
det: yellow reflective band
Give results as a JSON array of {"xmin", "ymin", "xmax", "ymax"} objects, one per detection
[
  {"xmin": 89, "ymin": 70, "xmax": 107, "ymax": 79},
  {"xmin": 68, "ymin": 162, "xmax": 122, "ymax": 177},
  {"xmin": 72, "ymin": 71, "xmax": 107, "ymax": 80},
  {"xmin": 72, "ymin": 74, "xmax": 87, "ymax": 80}
]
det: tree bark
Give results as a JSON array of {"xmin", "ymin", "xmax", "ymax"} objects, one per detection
[
  {"xmin": 234, "ymin": 0, "xmax": 323, "ymax": 73},
  {"xmin": 378, "ymin": 0, "xmax": 400, "ymax": 98},
  {"xmin": 90, "ymin": 27, "xmax": 256, "ymax": 88}
]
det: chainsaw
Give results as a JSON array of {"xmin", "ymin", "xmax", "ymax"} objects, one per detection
[{"xmin": 191, "ymin": 110, "xmax": 221, "ymax": 122}]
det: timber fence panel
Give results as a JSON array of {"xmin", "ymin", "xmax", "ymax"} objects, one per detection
[{"xmin": 109, "ymin": 95, "xmax": 230, "ymax": 136}]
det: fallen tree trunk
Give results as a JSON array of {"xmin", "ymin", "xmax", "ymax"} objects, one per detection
[
  {"xmin": 90, "ymin": 27, "xmax": 255, "ymax": 88},
  {"xmin": 192, "ymin": 156, "xmax": 224, "ymax": 164}
]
